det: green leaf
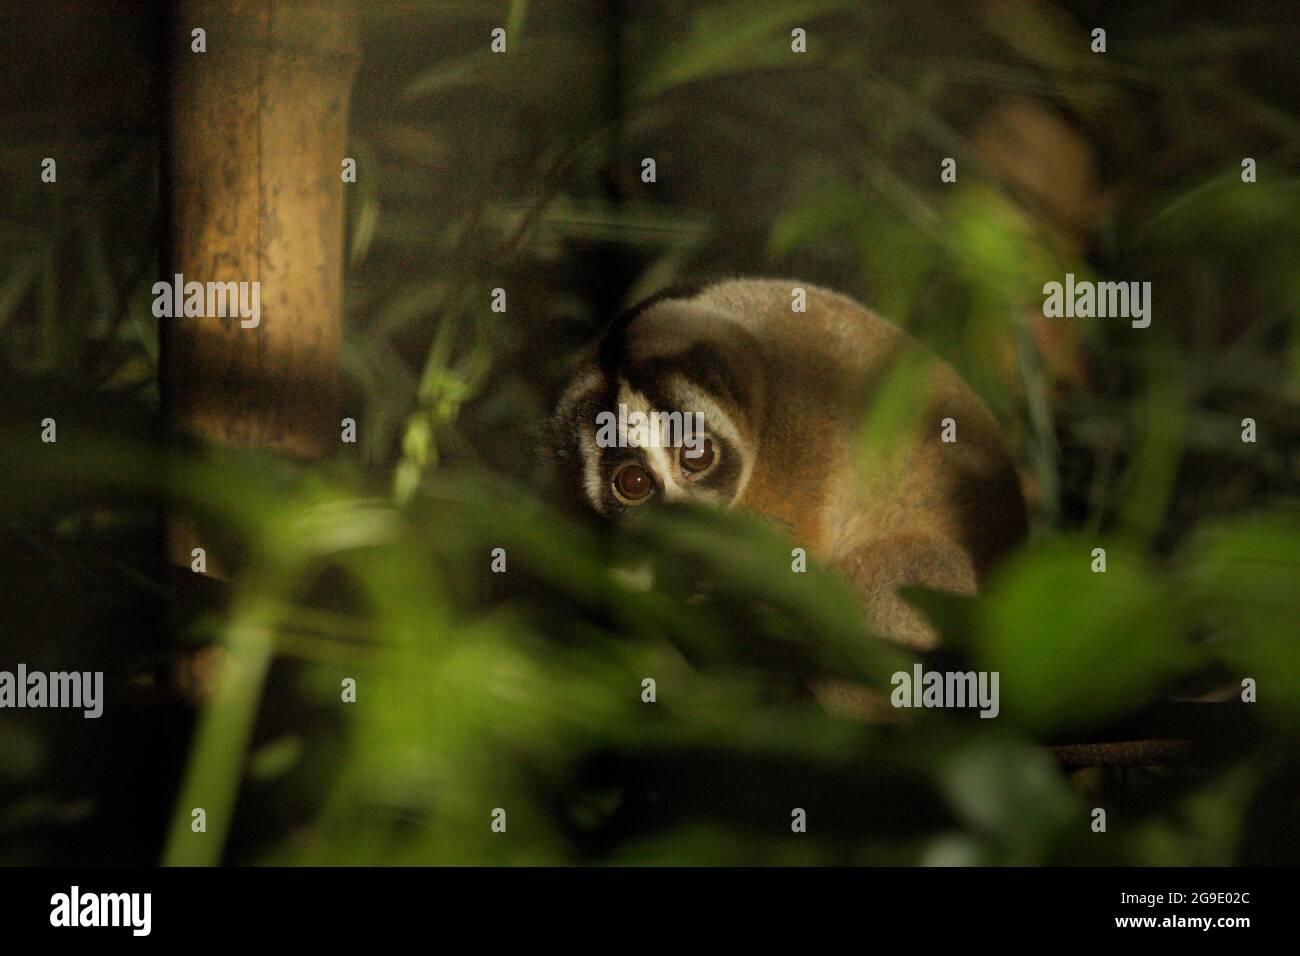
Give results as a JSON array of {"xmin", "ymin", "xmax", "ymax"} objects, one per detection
[{"xmin": 975, "ymin": 538, "xmax": 1190, "ymax": 736}]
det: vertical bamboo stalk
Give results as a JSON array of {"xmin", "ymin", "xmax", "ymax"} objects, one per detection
[
  {"xmin": 160, "ymin": 0, "xmax": 359, "ymax": 863},
  {"xmin": 163, "ymin": 0, "xmax": 359, "ymax": 457},
  {"xmin": 162, "ymin": 0, "xmax": 358, "ymax": 576}
]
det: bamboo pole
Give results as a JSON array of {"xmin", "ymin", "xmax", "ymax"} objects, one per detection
[
  {"xmin": 159, "ymin": 0, "xmax": 359, "ymax": 863},
  {"xmin": 162, "ymin": 0, "xmax": 359, "ymax": 576},
  {"xmin": 163, "ymin": 0, "xmax": 359, "ymax": 458}
]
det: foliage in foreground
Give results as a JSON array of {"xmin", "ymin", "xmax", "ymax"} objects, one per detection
[{"xmin": 1, "ymin": 409, "xmax": 1296, "ymax": 865}]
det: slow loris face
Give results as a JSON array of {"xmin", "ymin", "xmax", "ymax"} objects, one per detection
[
  {"xmin": 548, "ymin": 290, "xmax": 765, "ymax": 520},
  {"xmin": 550, "ymin": 365, "xmax": 749, "ymax": 517}
]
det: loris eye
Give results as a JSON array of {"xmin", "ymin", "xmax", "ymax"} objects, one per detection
[
  {"xmin": 611, "ymin": 462, "xmax": 655, "ymax": 505},
  {"xmin": 680, "ymin": 437, "xmax": 716, "ymax": 475}
]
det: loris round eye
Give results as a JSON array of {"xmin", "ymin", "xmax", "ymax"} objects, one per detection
[
  {"xmin": 611, "ymin": 462, "xmax": 655, "ymax": 505},
  {"xmin": 680, "ymin": 437, "xmax": 716, "ymax": 475}
]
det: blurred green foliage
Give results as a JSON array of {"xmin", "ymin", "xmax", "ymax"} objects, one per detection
[{"xmin": 1, "ymin": 0, "xmax": 1298, "ymax": 865}]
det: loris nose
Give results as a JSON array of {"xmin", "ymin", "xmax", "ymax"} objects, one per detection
[{"xmin": 658, "ymin": 477, "xmax": 689, "ymax": 502}]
